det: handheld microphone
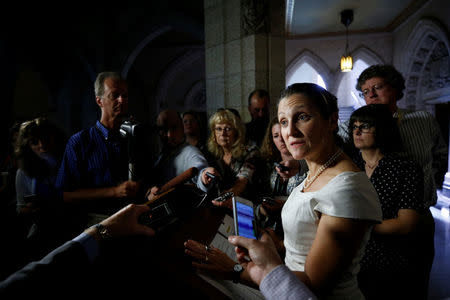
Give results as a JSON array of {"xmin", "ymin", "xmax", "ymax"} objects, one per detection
[
  {"xmin": 145, "ymin": 167, "xmax": 199, "ymax": 206},
  {"xmin": 159, "ymin": 167, "xmax": 199, "ymax": 194}
]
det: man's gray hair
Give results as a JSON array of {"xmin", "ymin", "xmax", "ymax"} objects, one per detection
[{"xmin": 94, "ymin": 72, "xmax": 123, "ymax": 97}]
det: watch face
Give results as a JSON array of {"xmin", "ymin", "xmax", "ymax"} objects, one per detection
[{"xmin": 234, "ymin": 264, "xmax": 243, "ymax": 272}]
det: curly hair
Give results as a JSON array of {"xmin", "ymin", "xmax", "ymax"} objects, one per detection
[
  {"xmin": 260, "ymin": 117, "xmax": 282, "ymax": 161},
  {"xmin": 348, "ymin": 104, "xmax": 403, "ymax": 154},
  {"xmin": 207, "ymin": 109, "xmax": 247, "ymax": 159},
  {"xmin": 356, "ymin": 65, "xmax": 405, "ymax": 100}
]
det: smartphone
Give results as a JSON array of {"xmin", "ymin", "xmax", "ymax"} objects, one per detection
[
  {"xmin": 274, "ymin": 162, "xmax": 290, "ymax": 172},
  {"xmin": 232, "ymin": 196, "xmax": 258, "ymax": 239}
]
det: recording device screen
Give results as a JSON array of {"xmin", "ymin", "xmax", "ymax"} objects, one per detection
[{"xmin": 232, "ymin": 197, "xmax": 258, "ymax": 239}]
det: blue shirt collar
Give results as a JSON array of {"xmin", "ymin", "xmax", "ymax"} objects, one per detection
[{"xmin": 96, "ymin": 120, "xmax": 114, "ymax": 141}]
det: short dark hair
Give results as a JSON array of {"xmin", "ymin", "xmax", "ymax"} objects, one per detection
[
  {"xmin": 348, "ymin": 104, "xmax": 402, "ymax": 154},
  {"xmin": 279, "ymin": 83, "xmax": 338, "ymax": 120},
  {"xmin": 182, "ymin": 110, "xmax": 201, "ymax": 123},
  {"xmin": 356, "ymin": 65, "xmax": 405, "ymax": 100},
  {"xmin": 248, "ymin": 89, "xmax": 270, "ymax": 106}
]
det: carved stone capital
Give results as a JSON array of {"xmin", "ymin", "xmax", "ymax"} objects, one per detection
[{"xmin": 241, "ymin": 0, "xmax": 268, "ymax": 36}]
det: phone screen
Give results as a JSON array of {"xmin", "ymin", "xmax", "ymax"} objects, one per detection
[{"xmin": 233, "ymin": 197, "xmax": 257, "ymax": 239}]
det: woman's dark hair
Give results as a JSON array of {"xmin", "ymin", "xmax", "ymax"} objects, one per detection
[
  {"xmin": 279, "ymin": 83, "xmax": 338, "ymax": 120},
  {"xmin": 348, "ymin": 104, "xmax": 403, "ymax": 154},
  {"xmin": 260, "ymin": 116, "xmax": 282, "ymax": 161},
  {"xmin": 15, "ymin": 117, "xmax": 67, "ymax": 178},
  {"xmin": 356, "ymin": 65, "xmax": 405, "ymax": 100}
]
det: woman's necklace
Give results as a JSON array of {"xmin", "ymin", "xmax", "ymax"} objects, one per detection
[
  {"xmin": 304, "ymin": 148, "xmax": 343, "ymax": 190},
  {"xmin": 365, "ymin": 159, "xmax": 380, "ymax": 169}
]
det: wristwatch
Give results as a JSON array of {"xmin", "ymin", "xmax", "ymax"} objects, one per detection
[
  {"xmin": 232, "ymin": 263, "xmax": 244, "ymax": 283},
  {"xmin": 94, "ymin": 223, "xmax": 111, "ymax": 240}
]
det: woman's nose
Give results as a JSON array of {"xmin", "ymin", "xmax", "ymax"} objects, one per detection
[{"xmin": 286, "ymin": 121, "xmax": 299, "ymax": 137}]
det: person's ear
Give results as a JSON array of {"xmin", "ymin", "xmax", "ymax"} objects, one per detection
[
  {"xmin": 96, "ymin": 96, "xmax": 103, "ymax": 108},
  {"xmin": 329, "ymin": 112, "xmax": 339, "ymax": 132}
]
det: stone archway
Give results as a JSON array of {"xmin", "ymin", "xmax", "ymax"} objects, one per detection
[
  {"xmin": 400, "ymin": 18, "xmax": 450, "ymax": 112},
  {"xmin": 184, "ymin": 80, "xmax": 206, "ymax": 112},
  {"xmin": 153, "ymin": 48, "xmax": 205, "ymax": 114},
  {"xmin": 286, "ymin": 49, "xmax": 332, "ymax": 90}
]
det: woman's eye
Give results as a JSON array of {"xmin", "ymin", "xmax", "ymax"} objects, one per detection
[{"xmin": 280, "ymin": 120, "xmax": 287, "ymax": 127}]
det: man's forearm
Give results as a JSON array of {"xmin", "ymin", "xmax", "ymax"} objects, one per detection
[{"xmin": 63, "ymin": 187, "xmax": 117, "ymax": 204}]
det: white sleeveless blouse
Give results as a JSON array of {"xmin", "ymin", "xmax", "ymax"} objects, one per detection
[{"xmin": 282, "ymin": 171, "xmax": 382, "ymax": 299}]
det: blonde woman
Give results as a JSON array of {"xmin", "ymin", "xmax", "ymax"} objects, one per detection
[{"xmin": 206, "ymin": 109, "xmax": 261, "ymax": 208}]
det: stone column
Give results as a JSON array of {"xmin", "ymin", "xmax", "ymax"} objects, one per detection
[
  {"xmin": 204, "ymin": 0, "xmax": 285, "ymax": 122},
  {"xmin": 443, "ymin": 118, "xmax": 450, "ymax": 199}
]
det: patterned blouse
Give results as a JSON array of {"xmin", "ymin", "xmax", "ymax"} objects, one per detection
[
  {"xmin": 355, "ymin": 153, "xmax": 425, "ymax": 273},
  {"xmin": 259, "ymin": 161, "xmax": 307, "ymax": 198},
  {"xmin": 207, "ymin": 145, "xmax": 260, "ymax": 198}
]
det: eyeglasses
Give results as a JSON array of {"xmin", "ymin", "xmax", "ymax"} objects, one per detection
[
  {"xmin": 214, "ymin": 127, "xmax": 233, "ymax": 133},
  {"xmin": 351, "ymin": 123, "xmax": 374, "ymax": 133},
  {"xmin": 359, "ymin": 83, "xmax": 386, "ymax": 99}
]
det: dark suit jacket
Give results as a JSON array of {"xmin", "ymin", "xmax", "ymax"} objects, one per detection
[{"xmin": 0, "ymin": 240, "xmax": 93, "ymax": 297}]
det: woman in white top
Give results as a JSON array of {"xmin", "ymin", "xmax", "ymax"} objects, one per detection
[
  {"xmin": 277, "ymin": 83, "xmax": 382, "ymax": 299},
  {"xmin": 184, "ymin": 84, "xmax": 382, "ymax": 299}
]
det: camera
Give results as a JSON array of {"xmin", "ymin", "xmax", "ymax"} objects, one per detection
[{"xmin": 120, "ymin": 119, "xmax": 140, "ymax": 138}]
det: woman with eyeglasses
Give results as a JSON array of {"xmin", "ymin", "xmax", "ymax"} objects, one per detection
[
  {"xmin": 205, "ymin": 109, "xmax": 261, "ymax": 208},
  {"xmin": 14, "ymin": 117, "xmax": 67, "ymax": 259},
  {"xmin": 348, "ymin": 104, "xmax": 426, "ymax": 300}
]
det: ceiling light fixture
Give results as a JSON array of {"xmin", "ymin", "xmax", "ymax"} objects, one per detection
[{"xmin": 340, "ymin": 9, "xmax": 353, "ymax": 72}]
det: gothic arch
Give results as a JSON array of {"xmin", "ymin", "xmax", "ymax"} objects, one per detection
[
  {"xmin": 333, "ymin": 45, "xmax": 384, "ymax": 96},
  {"xmin": 184, "ymin": 80, "xmax": 206, "ymax": 112},
  {"xmin": 286, "ymin": 49, "xmax": 333, "ymax": 90},
  {"xmin": 121, "ymin": 25, "xmax": 172, "ymax": 78},
  {"xmin": 121, "ymin": 13, "xmax": 204, "ymax": 78},
  {"xmin": 154, "ymin": 48, "xmax": 205, "ymax": 114},
  {"xmin": 400, "ymin": 18, "xmax": 450, "ymax": 111}
]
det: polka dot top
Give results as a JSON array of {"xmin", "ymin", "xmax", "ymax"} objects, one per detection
[{"xmin": 355, "ymin": 153, "xmax": 425, "ymax": 273}]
